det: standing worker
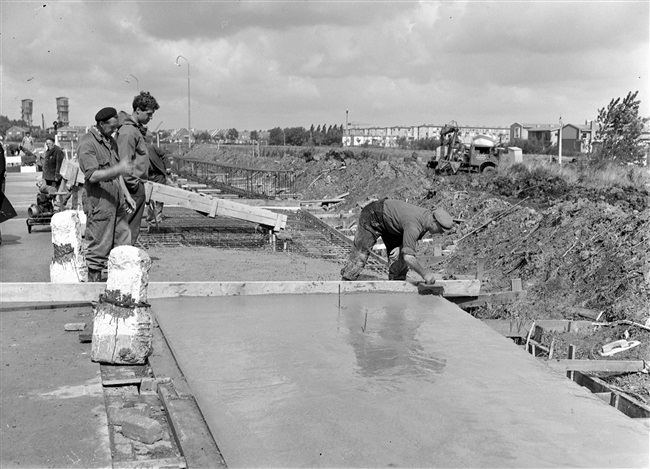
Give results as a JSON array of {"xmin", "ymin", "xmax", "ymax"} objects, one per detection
[
  {"xmin": 20, "ymin": 130, "xmax": 35, "ymax": 154},
  {"xmin": 78, "ymin": 107, "xmax": 136, "ymax": 282},
  {"xmin": 145, "ymin": 134, "xmax": 169, "ymax": 225},
  {"xmin": 341, "ymin": 198, "xmax": 454, "ymax": 283},
  {"xmin": 116, "ymin": 91, "xmax": 160, "ymax": 244},
  {"xmin": 42, "ymin": 136, "xmax": 65, "ymax": 188}
]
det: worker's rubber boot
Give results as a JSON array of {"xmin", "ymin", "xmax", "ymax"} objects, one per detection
[
  {"xmin": 341, "ymin": 250, "xmax": 369, "ymax": 281},
  {"xmin": 88, "ymin": 269, "xmax": 105, "ymax": 283}
]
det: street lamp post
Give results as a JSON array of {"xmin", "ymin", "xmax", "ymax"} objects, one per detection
[
  {"xmin": 125, "ymin": 74, "xmax": 139, "ymax": 92},
  {"xmin": 175, "ymin": 55, "xmax": 191, "ymax": 149},
  {"xmin": 558, "ymin": 116, "xmax": 563, "ymax": 165}
]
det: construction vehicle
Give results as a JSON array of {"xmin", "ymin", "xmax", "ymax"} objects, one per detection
[{"xmin": 428, "ymin": 121, "xmax": 506, "ymax": 174}]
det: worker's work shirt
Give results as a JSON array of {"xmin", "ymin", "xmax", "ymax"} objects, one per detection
[
  {"xmin": 116, "ymin": 113, "xmax": 148, "ymax": 193},
  {"xmin": 380, "ymin": 199, "xmax": 435, "ymax": 257},
  {"xmin": 77, "ymin": 126, "xmax": 121, "ymax": 203}
]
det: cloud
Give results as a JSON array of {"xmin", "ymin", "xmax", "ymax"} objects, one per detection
[{"xmin": 1, "ymin": 1, "xmax": 647, "ymax": 130}]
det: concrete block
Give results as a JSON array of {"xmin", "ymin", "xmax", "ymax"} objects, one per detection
[
  {"xmin": 139, "ymin": 377, "xmax": 157, "ymax": 395},
  {"xmin": 112, "ymin": 406, "xmax": 148, "ymax": 425},
  {"xmin": 120, "ymin": 414, "xmax": 163, "ymax": 444},
  {"xmin": 64, "ymin": 322, "xmax": 87, "ymax": 331}
]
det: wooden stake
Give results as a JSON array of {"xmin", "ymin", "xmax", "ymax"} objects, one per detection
[{"xmin": 567, "ymin": 344, "xmax": 576, "ymax": 380}]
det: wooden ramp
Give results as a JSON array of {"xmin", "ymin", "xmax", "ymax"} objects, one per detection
[{"xmin": 145, "ymin": 181, "xmax": 287, "ymax": 231}]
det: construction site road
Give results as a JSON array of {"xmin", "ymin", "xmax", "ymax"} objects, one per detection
[{"xmin": 152, "ymin": 294, "xmax": 649, "ymax": 468}]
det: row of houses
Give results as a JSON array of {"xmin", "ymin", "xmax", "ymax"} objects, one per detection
[
  {"xmin": 341, "ymin": 121, "xmax": 601, "ymax": 152},
  {"xmin": 511, "ymin": 121, "xmax": 598, "ymax": 153}
]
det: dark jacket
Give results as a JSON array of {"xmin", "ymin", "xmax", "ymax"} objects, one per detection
[
  {"xmin": 43, "ymin": 144, "xmax": 65, "ymax": 182},
  {"xmin": 116, "ymin": 112, "xmax": 148, "ymax": 192},
  {"xmin": 147, "ymin": 144, "xmax": 168, "ymax": 184}
]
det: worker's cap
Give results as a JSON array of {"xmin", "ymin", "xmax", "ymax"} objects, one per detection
[
  {"xmin": 95, "ymin": 107, "xmax": 118, "ymax": 123},
  {"xmin": 432, "ymin": 208, "xmax": 454, "ymax": 231},
  {"xmin": 45, "ymin": 135, "xmax": 55, "ymax": 142}
]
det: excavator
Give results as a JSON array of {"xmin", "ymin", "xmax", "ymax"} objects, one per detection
[{"xmin": 428, "ymin": 121, "xmax": 506, "ymax": 174}]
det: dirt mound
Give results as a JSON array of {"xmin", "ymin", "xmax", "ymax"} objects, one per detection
[{"xmin": 183, "ymin": 145, "xmax": 649, "ymax": 325}]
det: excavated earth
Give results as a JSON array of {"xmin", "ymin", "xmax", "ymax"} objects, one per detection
[{"xmin": 181, "ymin": 145, "xmax": 650, "ymax": 402}]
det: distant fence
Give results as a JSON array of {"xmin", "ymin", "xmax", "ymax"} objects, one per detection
[{"xmin": 172, "ymin": 157, "xmax": 296, "ymax": 199}]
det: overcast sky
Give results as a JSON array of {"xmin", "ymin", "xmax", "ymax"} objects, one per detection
[{"xmin": 1, "ymin": 0, "xmax": 648, "ymax": 132}]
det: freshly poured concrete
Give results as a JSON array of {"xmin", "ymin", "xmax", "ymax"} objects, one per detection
[{"xmin": 151, "ymin": 293, "xmax": 649, "ymax": 468}]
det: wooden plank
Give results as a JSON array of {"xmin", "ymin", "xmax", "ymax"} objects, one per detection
[
  {"xmin": 546, "ymin": 360, "xmax": 647, "ymax": 373},
  {"xmin": 568, "ymin": 307, "xmax": 603, "ymax": 321},
  {"xmin": 594, "ymin": 392, "xmax": 612, "ymax": 403},
  {"xmin": 573, "ymin": 371, "xmax": 650, "ymax": 419},
  {"xmin": 482, "ymin": 318, "xmax": 596, "ymax": 338},
  {"xmin": 146, "ymin": 181, "xmax": 286, "ymax": 230},
  {"xmin": 112, "ymin": 457, "xmax": 187, "ymax": 469},
  {"xmin": 0, "ymin": 279, "xmax": 482, "ymax": 303},
  {"xmin": 452, "ymin": 290, "xmax": 527, "ymax": 309},
  {"xmin": 100, "ymin": 364, "xmax": 150, "ymax": 386},
  {"xmin": 158, "ymin": 384, "xmax": 227, "ymax": 469},
  {"xmin": 196, "ymin": 188, "xmax": 222, "ymax": 194}
]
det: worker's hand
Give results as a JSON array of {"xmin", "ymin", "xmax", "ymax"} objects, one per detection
[
  {"xmin": 423, "ymin": 272, "xmax": 437, "ymax": 285},
  {"xmin": 117, "ymin": 158, "xmax": 136, "ymax": 177},
  {"xmin": 125, "ymin": 194, "xmax": 136, "ymax": 214}
]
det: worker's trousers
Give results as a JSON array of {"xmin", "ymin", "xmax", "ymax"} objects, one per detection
[
  {"xmin": 341, "ymin": 199, "xmax": 409, "ymax": 281},
  {"xmin": 84, "ymin": 181, "xmax": 131, "ymax": 273}
]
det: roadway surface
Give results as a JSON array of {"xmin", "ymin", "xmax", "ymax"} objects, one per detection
[{"xmin": 151, "ymin": 293, "xmax": 649, "ymax": 468}]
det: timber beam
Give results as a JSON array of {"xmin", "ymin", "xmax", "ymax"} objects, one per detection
[
  {"xmin": 0, "ymin": 279, "xmax": 481, "ymax": 304},
  {"xmin": 145, "ymin": 181, "xmax": 287, "ymax": 231}
]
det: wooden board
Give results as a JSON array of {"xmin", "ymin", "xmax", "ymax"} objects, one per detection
[
  {"xmin": 573, "ymin": 372, "xmax": 650, "ymax": 419},
  {"xmin": 483, "ymin": 319, "xmax": 596, "ymax": 338},
  {"xmin": 0, "ymin": 280, "xmax": 482, "ymax": 303},
  {"xmin": 451, "ymin": 290, "xmax": 527, "ymax": 309},
  {"xmin": 145, "ymin": 181, "xmax": 287, "ymax": 231},
  {"xmin": 546, "ymin": 360, "xmax": 647, "ymax": 373},
  {"xmin": 100, "ymin": 364, "xmax": 151, "ymax": 386},
  {"xmin": 158, "ymin": 384, "xmax": 227, "ymax": 469}
]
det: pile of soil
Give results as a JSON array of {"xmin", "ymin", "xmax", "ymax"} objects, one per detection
[{"xmin": 182, "ymin": 145, "xmax": 650, "ymax": 400}]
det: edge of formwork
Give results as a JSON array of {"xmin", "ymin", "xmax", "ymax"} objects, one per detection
[
  {"xmin": 0, "ymin": 279, "xmax": 482, "ymax": 304},
  {"xmin": 485, "ymin": 318, "xmax": 650, "ymax": 425},
  {"xmin": 149, "ymin": 316, "xmax": 228, "ymax": 468}
]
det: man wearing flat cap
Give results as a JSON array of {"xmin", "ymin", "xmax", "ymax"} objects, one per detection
[
  {"xmin": 341, "ymin": 198, "xmax": 454, "ymax": 283},
  {"xmin": 78, "ymin": 107, "xmax": 136, "ymax": 282}
]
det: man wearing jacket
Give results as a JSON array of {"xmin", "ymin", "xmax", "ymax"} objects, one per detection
[
  {"xmin": 43, "ymin": 136, "xmax": 65, "ymax": 187},
  {"xmin": 78, "ymin": 107, "xmax": 135, "ymax": 282},
  {"xmin": 341, "ymin": 199, "xmax": 454, "ymax": 283},
  {"xmin": 116, "ymin": 91, "xmax": 159, "ymax": 244}
]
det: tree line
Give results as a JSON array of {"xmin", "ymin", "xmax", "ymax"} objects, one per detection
[{"xmin": 2, "ymin": 91, "xmax": 647, "ymax": 165}]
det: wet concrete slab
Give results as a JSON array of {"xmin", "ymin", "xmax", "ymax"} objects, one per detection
[{"xmin": 151, "ymin": 293, "xmax": 649, "ymax": 468}]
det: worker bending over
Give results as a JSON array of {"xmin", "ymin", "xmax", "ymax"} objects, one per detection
[{"xmin": 341, "ymin": 199, "xmax": 453, "ymax": 284}]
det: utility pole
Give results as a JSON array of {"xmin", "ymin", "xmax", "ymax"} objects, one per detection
[{"xmin": 558, "ymin": 117, "xmax": 563, "ymax": 165}]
